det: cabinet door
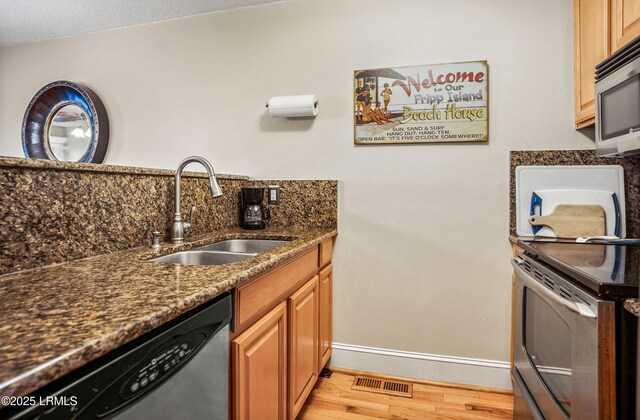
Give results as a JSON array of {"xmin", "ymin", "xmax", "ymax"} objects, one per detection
[
  {"xmin": 611, "ymin": 0, "xmax": 640, "ymax": 52},
  {"xmin": 288, "ymin": 276, "xmax": 319, "ymax": 420},
  {"xmin": 318, "ymin": 264, "xmax": 333, "ymax": 372},
  {"xmin": 574, "ymin": 0, "xmax": 610, "ymax": 127},
  {"xmin": 232, "ymin": 302, "xmax": 287, "ymax": 420}
]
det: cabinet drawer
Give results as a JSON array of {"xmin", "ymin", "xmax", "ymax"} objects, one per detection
[
  {"xmin": 318, "ymin": 239, "xmax": 333, "ymax": 268},
  {"xmin": 236, "ymin": 247, "xmax": 318, "ymax": 330}
]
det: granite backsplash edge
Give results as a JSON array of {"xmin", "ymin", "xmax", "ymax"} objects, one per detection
[
  {"xmin": 0, "ymin": 156, "xmax": 249, "ymax": 179},
  {"xmin": 509, "ymin": 150, "xmax": 640, "ymax": 238},
  {"xmin": 0, "ymin": 159, "xmax": 337, "ymax": 274}
]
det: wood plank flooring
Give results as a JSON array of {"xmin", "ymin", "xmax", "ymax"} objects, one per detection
[{"xmin": 298, "ymin": 368, "xmax": 514, "ymax": 420}]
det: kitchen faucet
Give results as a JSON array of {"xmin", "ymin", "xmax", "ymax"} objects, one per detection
[{"xmin": 171, "ymin": 156, "xmax": 223, "ymax": 244}]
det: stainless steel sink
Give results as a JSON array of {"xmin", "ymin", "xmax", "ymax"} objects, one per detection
[
  {"xmin": 149, "ymin": 239, "xmax": 290, "ymax": 265},
  {"xmin": 150, "ymin": 250, "xmax": 256, "ymax": 265},
  {"xmin": 194, "ymin": 239, "xmax": 289, "ymax": 254}
]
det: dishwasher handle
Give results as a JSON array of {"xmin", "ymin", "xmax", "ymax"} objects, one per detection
[{"xmin": 511, "ymin": 258, "xmax": 596, "ymax": 319}]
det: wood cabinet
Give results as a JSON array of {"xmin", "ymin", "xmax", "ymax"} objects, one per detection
[
  {"xmin": 574, "ymin": 0, "xmax": 610, "ymax": 128},
  {"xmin": 573, "ymin": 0, "xmax": 640, "ymax": 128},
  {"xmin": 318, "ymin": 264, "xmax": 332, "ymax": 372},
  {"xmin": 232, "ymin": 302, "xmax": 287, "ymax": 420},
  {"xmin": 235, "ymin": 249, "xmax": 319, "ymax": 330},
  {"xmin": 611, "ymin": 0, "xmax": 640, "ymax": 52},
  {"xmin": 288, "ymin": 276, "xmax": 319, "ymax": 419},
  {"xmin": 231, "ymin": 237, "xmax": 335, "ymax": 420},
  {"xmin": 318, "ymin": 238, "xmax": 333, "ymax": 269}
]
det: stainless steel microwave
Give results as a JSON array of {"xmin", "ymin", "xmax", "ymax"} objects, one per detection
[{"xmin": 595, "ymin": 35, "xmax": 640, "ymax": 157}]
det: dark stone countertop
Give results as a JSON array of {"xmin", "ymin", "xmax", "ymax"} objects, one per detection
[
  {"xmin": 0, "ymin": 228, "xmax": 337, "ymax": 399},
  {"xmin": 624, "ymin": 298, "xmax": 640, "ymax": 316}
]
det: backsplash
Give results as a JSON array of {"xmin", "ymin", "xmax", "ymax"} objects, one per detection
[
  {"xmin": 244, "ymin": 180, "xmax": 338, "ymax": 229},
  {"xmin": 510, "ymin": 150, "xmax": 640, "ymax": 238},
  {"xmin": 0, "ymin": 158, "xmax": 337, "ymax": 274}
]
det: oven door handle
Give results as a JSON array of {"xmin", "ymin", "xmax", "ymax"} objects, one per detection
[
  {"xmin": 511, "ymin": 258, "xmax": 597, "ymax": 319},
  {"xmin": 512, "ymin": 368, "xmax": 546, "ymax": 420}
]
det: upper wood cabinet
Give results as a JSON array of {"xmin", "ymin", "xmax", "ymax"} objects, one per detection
[
  {"xmin": 611, "ymin": 0, "xmax": 640, "ymax": 52},
  {"xmin": 573, "ymin": 0, "xmax": 640, "ymax": 128},
  {"xmin": 574, "ymin": 0, "xmax": 610, "ymax": 128}
]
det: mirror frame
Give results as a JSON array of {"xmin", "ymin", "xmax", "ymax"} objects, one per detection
[{"xmin": 22, "ymin": 80, "xmax": 109, "ymax": 163}]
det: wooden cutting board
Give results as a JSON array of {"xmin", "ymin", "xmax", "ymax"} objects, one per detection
[
  {"xmin": 528, "ymin": 204, "xmax": 606, "ymax": 238},
  {"xmin": 545, "ymin": 243, "xmax": 606, "ymax": 266}
]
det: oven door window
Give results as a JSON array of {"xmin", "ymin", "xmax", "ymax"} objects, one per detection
[
  {"xmin": 600, "ymin": 73, "xmax": 640, "ymax": 140},
  {"xmin": 524, "ymin": 288, "xmax": 572, "ymax": 417}
]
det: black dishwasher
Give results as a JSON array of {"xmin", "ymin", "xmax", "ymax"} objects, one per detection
[{"xmin": 4, "ymin": 293, "xmax": 232, "ymax": 420}]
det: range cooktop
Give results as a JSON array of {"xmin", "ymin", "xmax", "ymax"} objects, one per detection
[{"xmin": 518, "ymin": 239, "xmax": 640, "ymax": 298}]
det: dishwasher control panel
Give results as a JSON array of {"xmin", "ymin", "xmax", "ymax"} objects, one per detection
[{"xmin": 122, "ymin": 340, "xmax": 196, "ymax": 398}]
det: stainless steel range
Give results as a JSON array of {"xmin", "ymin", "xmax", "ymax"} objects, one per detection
[{"xmin": 512, "ymin": 240, "xmax": 638, "ymax": 419}]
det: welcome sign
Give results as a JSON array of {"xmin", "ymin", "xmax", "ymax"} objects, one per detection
[{"xmin": 353, "ymin": 61, "xmax": 488, "ymax": 145}]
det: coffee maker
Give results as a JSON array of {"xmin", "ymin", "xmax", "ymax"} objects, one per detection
[{"xmin": 240, "ymin": 187, "xmax": 270, "ymax": 230}]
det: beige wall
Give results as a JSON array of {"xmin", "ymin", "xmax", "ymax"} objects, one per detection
[{"xmin": 0, "ymin": 0, "xmax": 592, "ymax": 362}]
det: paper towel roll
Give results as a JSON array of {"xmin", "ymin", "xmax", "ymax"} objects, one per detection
[{"xmin": 267, "ymin": 95, "xmax": 318, "ymax": 118}]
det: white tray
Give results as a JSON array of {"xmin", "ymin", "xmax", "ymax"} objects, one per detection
[{"xmin": 515, "ymin": 165, "xmax": 625, "ymax": 238}]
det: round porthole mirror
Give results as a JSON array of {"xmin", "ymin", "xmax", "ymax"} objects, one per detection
[
  {"xmin": 22, "ymin": 81, "xmax": 109, "ymax": 163},
  {"xmin": 48, "ymin": 104, "xmax": 92, "ymax": 161}
]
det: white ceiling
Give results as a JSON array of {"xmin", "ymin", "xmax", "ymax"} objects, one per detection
[{"xmin": 0, "ymin": 0, "xmax": 283, "ymax": 47}]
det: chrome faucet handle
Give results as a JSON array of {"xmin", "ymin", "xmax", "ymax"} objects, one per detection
[
  {"xmin": 151, "ymin": 231, "xmax": 162, "ymax": 250},
  {"xmin": 170, "ymin": 156, "xmax": 222, "ymax": 244},
  {"xmin": 184, "ymin": 205, "xmax": 196, "ymax": 233}
]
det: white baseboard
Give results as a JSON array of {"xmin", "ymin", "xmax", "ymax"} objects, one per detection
[{"xmin": 330, "ymin": 342, "xmax": 513, "ymax": 390}]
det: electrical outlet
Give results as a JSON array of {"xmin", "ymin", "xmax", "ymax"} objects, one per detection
[{"xmin": 268, "ymin": 185, "xmax": 280, "ymax": 204}]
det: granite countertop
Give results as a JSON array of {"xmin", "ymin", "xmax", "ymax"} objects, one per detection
[
  {"xmin": 0, "ymin": 227, "xmax": 337, "ymax": 399},
  {"xmin": 624, "ymin": 298, "xmax": 640, "ymax": 316}
]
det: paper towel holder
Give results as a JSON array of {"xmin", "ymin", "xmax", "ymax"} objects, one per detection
[
  {"xmin": 265, "ymin": 95, "xmax": 319, "ymax": 118},
  {"xmin": 265, "ymin": 100, "xmax": 319, "ymax": 109}
]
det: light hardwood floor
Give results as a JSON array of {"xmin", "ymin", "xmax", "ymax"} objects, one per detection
[{"xmin": 298, "ymin": 368, "xmax": 514, "ymax": 420}]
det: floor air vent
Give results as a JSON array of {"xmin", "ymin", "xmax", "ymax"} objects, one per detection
[{"xmin": 352, "ymin": 376, "xmax": 413, "ymax": 398}]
